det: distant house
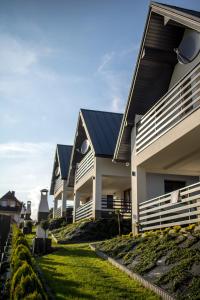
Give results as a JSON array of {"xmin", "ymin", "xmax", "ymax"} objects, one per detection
[
  {"xmin": 0, "ymin": 191, "xmax": 22, "ymax": 223},
  {"xmin": 68, "ymin": 109, "xmax": 131, "ymax": 222},
  {"xmin": 114, "ymin": 2, "xmax": 200, "ymax": 233},
  {"xmin": 50, "ymin": 144, "xmax": 73, "ymax": 221}
]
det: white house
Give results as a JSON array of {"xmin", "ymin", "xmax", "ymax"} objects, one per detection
[
  {"xmin": 113, "ymin": 2, "xmax": 200, "ymax": 233},
  {"xmin": 0, "ymin": 191, "xmax": 22, "ymax": 224},
  {"xmin": 68, "ymin": 109, "xmax": 131, "ymax": 222},
  {"xmin": 50, "ymin": 144, "xmax": 73, "ymax": 221}
]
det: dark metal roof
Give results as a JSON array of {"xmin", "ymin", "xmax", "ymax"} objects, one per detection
[
  {"xmin": 67, "ymin": 109, "xmax": 123, "ymax": 187},
  {"xmin": 57, "ymin": 144, "xmax": 72, "ymax": 179},
  {"xmin": 0, "ymin": 191, "xmax": 21, "ymax": 206},
  {"xmin": 50, "ymin": 144, "xmax": 72, "ymax": 195},
  {"xmin": 114, "ymin": 2, "xmax": 200, "ymax": 162},
  {"xmin": 81, "ymin": 109, "xmax": 123, "ymax": 156}
]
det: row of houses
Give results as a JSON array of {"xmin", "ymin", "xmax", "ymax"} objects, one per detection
[{"xmin": 50, "ymin": 2, "xmax": 200, "ymax": 234}]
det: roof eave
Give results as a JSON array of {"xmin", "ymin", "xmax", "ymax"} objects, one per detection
[{"xmin": 114, "ymin": 2, "xmax": 200, "ymax": 162}]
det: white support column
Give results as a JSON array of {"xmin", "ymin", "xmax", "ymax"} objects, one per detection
[
  {"xmin": 61, "ymin": 182, "xmax": 67, "ymax": 218},
  {"xmin": 73, "ymin": 191, "xmax": 80, "ymax": 222},
  {"xmin": 131, "ymin": 114, "xmax": 146, "ymax": 235},
  {"xmin": 132, "ymin": 166, "xmax": 146, "ymax": 235},
  {"xmin": 93, "ymin": 159, "xmax": 102, "ymax": 219},
  {"xmin": 53, "ymin": 198, "xmax": 58, "ymax": 219}
]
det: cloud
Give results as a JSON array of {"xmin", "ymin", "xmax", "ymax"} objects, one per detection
[
  {"xmin": 0, "ymin": 142, "xmax": 54, "ymax": 219},
  {"xmin": 97, "ymin": 51, "xmax": 115, "ymax": 73},
  {"xmin": 96, "ymin": 45, "xmax": 138, "ymax": 113},
  {"xmin": 0, "ymin": 142, "xmax": 51, "ymax": 158},
  {"xmin": 111, "ymin": 96, "xmax": 122, "ymax": 112},
  {"xmin": 0, "ymin": 34, "xmax": 38, "ymax": 75}
]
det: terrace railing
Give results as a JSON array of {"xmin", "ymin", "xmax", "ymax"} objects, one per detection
[
  {"xmin": 54, "ymin": 177, "xmax": 63, "ymax": 194},
  {"xmin": 54, "ymin": 207, "xmax": 62, "ymax": 219},
  {"xmin": 75, "ymin": 150, "xmax": 94, "ymax": 184},
  {"xmin": 139, "ymin": 181, "xmax": 200, "ymax": 231},
  {"xmin": 75, "ymin": 200, "xmax": 93, "ymax": 221},
  {"xmin": 136, "ymin": 62, "xmax": 200, "ymax": 153},
  {"xmin": 101, "ymin": 198, "xmax": 131, "ymax": 218}
]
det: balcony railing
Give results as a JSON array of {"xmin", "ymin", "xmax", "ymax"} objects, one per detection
[
  {"xmin": 75, "ymin": 150, "xmax": 94, "ymax": 184},
  {"xmin": 54, "ymin": 207, "xmax": 62, "ymax": 219},
  {"xmin": 139, "ymin": 181, "xmax": 200, "ymax": 231},
  {"xmin": 75, "ymin": 200, "xmax": 93, "ymax": 221},
  {"xmin": 101, "ymin": 198, "xmax": 131, "ymax": 218},
  {"xmin": 54, "ymin": 206, "xmax": 73, "ymax": 220},
  {"xmin": 54, "ymin": 177, "xmax": 63, "ymax": 194},
  {"xmin": 136, "ymin": 63, "xmax": 200, "ymax": 153}
]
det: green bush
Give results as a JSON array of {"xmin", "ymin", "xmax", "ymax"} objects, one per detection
[
  {"xmin": 11, "ymin": 244, "xmax": 32, "ymax": 273},
  {"xmin": 10, "ymin": 225, "xmax": 47, "ymax": 300},
  {"xmin": 11, "ymin": 262, "xmax": 33, "ymax": 295}
]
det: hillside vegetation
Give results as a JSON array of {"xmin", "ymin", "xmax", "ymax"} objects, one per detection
[
  {"xmin": 96, "ymin": 224, "xmax": 200, "ymax": 299},
  {"xmin": 51, "ymin": 218, "xmax": 131, "ymax": 243}
]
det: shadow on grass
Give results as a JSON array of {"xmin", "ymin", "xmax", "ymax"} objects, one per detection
[
  {"xmin": 51, "ymin": 245, "xmax": 97, "ymax": 259},
  {"xmin": 38, "ymin": 245, "xmax": 158, "ymax": 300}
]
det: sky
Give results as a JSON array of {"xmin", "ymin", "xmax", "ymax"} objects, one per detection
[{"xmin": 0, "ymin": 0, "xmax": 199, "ymax": 219}]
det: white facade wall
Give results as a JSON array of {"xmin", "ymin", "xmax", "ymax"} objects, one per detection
[{"xmin": 146, "ymin": 173, "xmax": 198, "ymax": 199}]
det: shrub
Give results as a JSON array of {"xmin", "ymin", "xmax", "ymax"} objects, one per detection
[
  {"xmin": 10, "ymin": 226, "xmax": 48, "ymax": 300},
  {"xmin": 11, "ymin": 262, "xmax": 34, "ymax": 295},
  {"xmin": 48, "ymin": 217, "xmax": 67, "ymax": 230},
  {"xmin": 11, "ymin": 244, "xmax": 32, "ymax": 273}
]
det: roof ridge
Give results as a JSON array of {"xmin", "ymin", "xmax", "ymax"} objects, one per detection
[
  {"xmin": 151, "ymin": 2, "xmax": 200, "ymax": 17},
  {"xmin": 57, "ymin": 144, "xmax": 73, "ymax": 148},
  {"xmin": 80, "ymin": 108, "xmax": 123, "ymax": 116}
]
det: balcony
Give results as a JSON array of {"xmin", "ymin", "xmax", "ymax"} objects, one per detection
[
  {"xmin": 54, "ymin": 177, "xmax": 63, "ymax": 194},
  {"xmin": 136, "ymin": 63, "xmax": 200, "ymax": 153},
  {"xmin": 75, "ymin": 197, "xmax": 131, "ymax": 222},
  {"xmin": 139, "ymin": 181, "xmax": 200, "ymax": 231},
  {"xmin": 101, "ymin": 197, "xmax": 131, "ymax": 219},
  {"xmin": 75, "ymin": 200, "xmax": 93, "ymax": 221},
  {"xmin": 54, "ymin": 206, "xmax": 73, "ymax": 220},
  {"xmin": 75, "ymin": 150, "xmax": 94, "ymax": 184}
]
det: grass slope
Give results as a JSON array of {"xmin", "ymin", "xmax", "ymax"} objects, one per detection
[
  {"xmin": 38, "ymin": 243, "xmax": 159, "ymax": 300},
  {"xmin": 51, "ymin": 218, "xmax": 131, "ymax": 243},
  {"xmin": 96, "ymin": 224, "xmax": 200, "ymax": 299}
]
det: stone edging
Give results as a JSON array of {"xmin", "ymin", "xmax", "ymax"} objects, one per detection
[{"xmin": 90, "ymin": 244, "xmax": 175, "ymax": 300}]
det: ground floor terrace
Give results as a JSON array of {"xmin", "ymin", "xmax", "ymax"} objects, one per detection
[
  {"xmin": 53, "ymin": 185, "xmax": 74, "ymax": 221},
  {"xmin": 132, "ymin": 115, "xmax": 200, "ymax": 232},
  {"xmin": 74, "ymin": 174, "xmax": 131, "ymax": 222}
]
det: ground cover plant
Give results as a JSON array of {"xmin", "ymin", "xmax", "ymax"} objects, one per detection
[
  {"xmin": 9, "ymin": 225, "xmax": 48, "ymax": 300},
  {"xmin": 37, "ymin": 242, "xmax": 159, "ymax": 300},
  {"xmin": 96, "ymin": 224, "xmax": 200, "ymax": 299},
  {"xmin": 51, "ymin": 217, "xmax": 131, "ymax": 243}
]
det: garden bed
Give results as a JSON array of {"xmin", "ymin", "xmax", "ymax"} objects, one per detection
[
  {"xmin": 95, "ymin": 224, "xmax": 200, "ymax": 300},
  {"xmin": 51, "ymin": 217, "xmax": 131, "ymax": 243}
]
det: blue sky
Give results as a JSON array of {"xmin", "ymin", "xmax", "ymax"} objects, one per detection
[{"xmin": 0, "ymin": 0, "xmax": 199, "ymax": 218}]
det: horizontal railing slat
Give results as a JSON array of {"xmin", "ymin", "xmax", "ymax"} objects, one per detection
[
  {"xmin": 139, "ymin": 181, "xmax": 200, "ymax": 231},
  {"xmin": 75, "ymin": 150, "xmax": 94, "ymax": 183},
  {"xmin": 136, "ymin": 62, "xmax": 200, "ymax": 153}
]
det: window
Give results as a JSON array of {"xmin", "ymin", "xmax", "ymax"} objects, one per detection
[
  {"xmin": 107, "ymin": 195, "xmax": 113, "ymax": 209},
  {"xmin": 164, "ymin": 180, "xmax": 186, "ymax": 194}
]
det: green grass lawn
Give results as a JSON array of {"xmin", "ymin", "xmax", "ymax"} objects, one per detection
[{"xmin": 37, "ymin": 243, "xmax": 160, "ymax": 300}]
